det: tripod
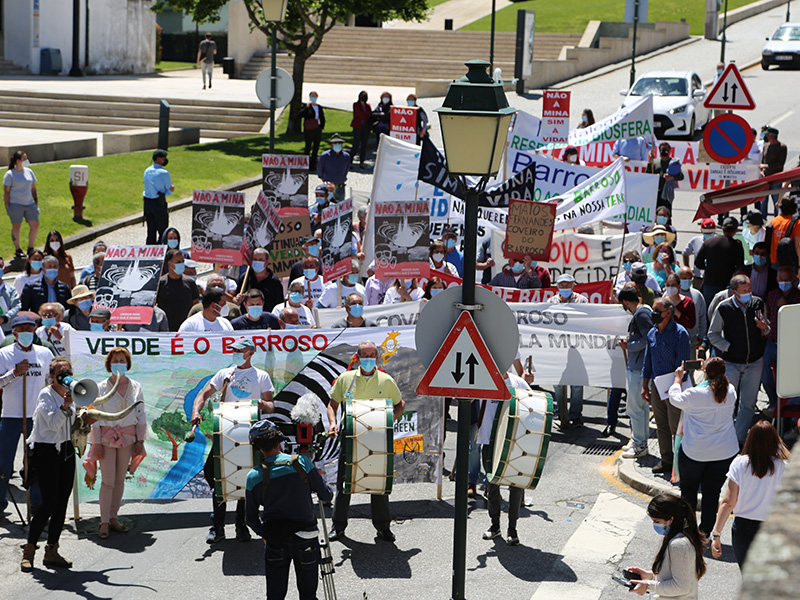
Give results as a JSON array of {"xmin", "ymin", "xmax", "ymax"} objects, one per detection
[
  {"xmin": 317, "ymin": 498, "xmax": 337, "ymax": 600},
  {"xmin": 0, "ymin": 467, "xmax": 27, "ymax": 526}
]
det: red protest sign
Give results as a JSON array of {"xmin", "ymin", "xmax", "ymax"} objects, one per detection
[
  {"xmin": 390, "ymin": 106, "xmax": 418, "ymax": 143},
  {"xmin": 541, "ymin": 90, "xmax": 570, "ymax": 144}
]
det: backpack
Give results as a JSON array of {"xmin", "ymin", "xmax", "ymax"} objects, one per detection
[{"xmin": 766, "ymin": 215, "xmax": 800, "ymax": 268}]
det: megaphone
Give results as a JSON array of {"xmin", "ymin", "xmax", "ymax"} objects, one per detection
[{"xmin": 56, "ymin": 374, "xmax": 98, "ymax": 407}]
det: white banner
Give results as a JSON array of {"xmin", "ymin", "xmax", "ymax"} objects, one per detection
[
  {"xmin": 553, "ymin": 158, "xmax": 627, "ymax": 231},
  {"xmin": 512, "ymin": 303, "xmax": 629, "ymax": 386},
  {"xmin": 315, "ymin": 300, "xmax": 424, "ymax": 329}
]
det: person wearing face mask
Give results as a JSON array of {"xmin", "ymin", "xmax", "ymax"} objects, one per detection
[
  {"xmin": 742, "ymin": 242, "xmax": 777, "ymax": 300},
  {"xmin": 231, "ymin": 288, "xmax": 280, "ymax": 330},
  {"xmin": 677, "ymin": 267, "xmax": 707, "ymax": 359},
  {"xmin": 441, "ymin": 229, "xmax": 464, "ymax": 276},
  {"xmin": 423, "ymin": 277, "xmax": 445, "ymax": 301},
  {"xmin": 641, "ymin": 224, "xmax": 676, "ymax": 268},
  {"xmin": 36, "ymin": 302, "xmax": 71, "ymax": 355},
  {"xmin": 15, "ymin": 249, "xmax": 45, "ymax": 296},
  {"xmin": 192, "ymin": 336, "xmax": 275, "ymax": 544},
  {"xmin": 278, "ymin": 306, "xmax": 303, "ymax": 330},
  {"xmin": 382, "ymin": 278, "xmax": 424, "ymax": 304},
  {"xmin": 405, "ymin": 94, "xmax": 429, "ymax": 144},
  {"xmin": 0, "ymin": 315, "xmax": 54, "ymax": 516},
  {"xmin": 708, "ymin": 274, "xmax": 770, "ymax": 445},
  {"xmin": 89, "ymin": 307, "xmax": 112, "ymax": 332},
  {"xmin": 317, "ymin": 134, "xmax": 351, "ymax": 203},
  {"xmin": 156, "ymin": 248, "xmax": 199, "ymax": 331},
  {"xmin": 682, "ymin": 218, "xmax": 716, "ymax": 289},
  {"xmin": 576, "ymin": 108, "xmax": 594, "ymax": 129},
  {"xmin": 142, "ymin": 149, "xmax": 174, "ymax": 245},
  {"xmin": 271, "ymin": 282, "xmax": 315, "ymax": 327},
  {"xmin": 64, "ymin": 284, "xmax": 95, "ymax": 331},
  {"xmin": 83, "ymin": 347, "xmax": 148, "ymax": 539},
  {"xmin": 647, "ymin": 242, "xmax": 678, "ymax": 291},
  {"xmin": 646, "ymin": 143, "xmax": 683, "ymax": 211},
  {"xmin": 78, "ymin": 241, "xmax": 107, "ymax": 280},
  {"xmin": 644, "ymin": 207, "xmax": 678, "ymax": 246},
  {"xmin": 614, "ymin": 251, "xmax": 662, "ymax": 298},
  {"xmin": 289, "ymin": 236, "xmax": 323, "ymax": 282},
  {"xmin": 4, "ymin": 150, "xmax": 40, "ymax": 260},
  {"xmin": 429, "ymin": 239, "xmax": 459, "ymax": 277},
  {"xmin": 21, "ymin": 255, "xmax": 71, "ymax": 314},
  {"xmin": 290, "ymin": 255, "xmax": 324, "ymax": 307},
  {"xmin": 371, "ymin": 91, "xmax": 393, "ymax": 142},
  {"xmin": 238, "ymin": 248, "xmax": 284, "ymax": 311},
  {"xmin": 625, "ymin": 493, "xmax": 705, "ymax": 598},
  {"xmin": 79, "ymin": 252, "xmax": 105, "ymax": 291},
  {"xmin": 316, "ymin": 260, "xmax": 366, "ymax": 309},
  {"xmin": 741, "ymin": 211, "xmax": 765, "ymax": 258},
  {"xmin": 179, "ymin": 288, "xmax": 235, "ymax": 333},
  {"xmin": 41, "ymin": 230, "xmax": 75, "ymax": 288},
  {"xmin": 363, "ymin": 262, "xmax": 392, "ymax": 306},
  {"xmin": 331, "ymin": 293, "xmax": 377, "ymax": 328},
  {"xmin": 0, "ymin": 256, "xmax": 21, "ymax": 335},
  {"xmin": 662, "ymin": 273, "xmax": 696, "ymax": 332},
  {"xmin": 158, "ymin": 228, "xmax": 189, "ymax": 277},
  {"xmin": 309, "ymin": 184, "xmax": 333, "ymax": 230},
  {"xmin": 351, "ymin": 91, "xmax": 372, "ymax": 169},
  {"xmin": 489, "ymin": 255, "xmax": 547, "ymax": 289},
  {"xmin": 560, "ymin": 146, "xmax": 583, "ymax": 166},
  {"xmin": 695, "ymin": 216, "xmax": 745, "ymax": 307},
  {"xmin": 761, "ymin": 266, "xmax": 800, "ymax": 416},
  {"xmin": 297, "ymin": 91, "xmax": 326, "ymax": 170},
  {"xmin": 190, "ymin": 273, "xmax": 241, "ymax": 318}
]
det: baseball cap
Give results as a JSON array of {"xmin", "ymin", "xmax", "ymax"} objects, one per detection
[
  {"xmin": 11, "ymin": 315, "xmax": 37, "ymax": 329},
  {"xmin": 722, "ymin": 216, "xmax": 739, "ymax": 230},
  {"xmin": 556, "ymin": 273, "xmax": 575, "ymax": 284},
  {"xmin": 329, "ymin": 133, "xmax": 345, "ymax": 144},
  {"xmin": 248, "ymin": 419, "xmax": 280, "ymax": 444},
  {"xmin": 89, "ymin": 307, "xmax": 112, "ymax": 320},
  {"xmin": 184, "ymin": 259, "xmax": 199, "ymax": 269},
  {"xmin": 230, "ymin": 336, "xmax": 255, "ymax": 351},
  {"xmin": 315, "ymin": 184, "xmax": 328, "ymax": 194},
  {"xmin": 700, "ymin": 218, "xmax": 716, "ymax": 231},
  {"xmin": 630, "ymin": 262, "xmax": 648, "ymax": 282}
]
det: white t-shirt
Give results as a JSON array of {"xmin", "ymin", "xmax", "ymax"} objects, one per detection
[
  {"xmin": 429, "ymin": 259, "xmax": 459, "ymax": 278},
  {"xmin": 682, "ymin": 235, "xmax": 706, "ymax": 278},
  {"xmin": 271, "ymin": 302, "xmax": 316, "ymax": 327},
  {"xmin": 178, "ymin": 311, "xmax": 234, "ymax": 332},
  {"xmin": 291, "ymin": 275, "xmax": 325, "ymax": 305},
  {"xmin": 35, "ymin": 322, "xmax": 73, "ymax": 356},
  {"xmin": 209, "ymin": 365, "xmax": 274, "ymax": 404},
  {"xmin": 316, "ymin": 281, "xmax": 366, "ymax": 309},
  {"xmin": 382, "ymin": 286, "xmax": 424, "ymax": 304},
  {"xmin": 727, "ymin": 455, "xmax": 787, "ymax": 521},
  {"xmin": 0, "ymin": 343, "xmax": 55, "ymax": 418},
  {"xmin": 15, "ymin": 272, "xmax": 43, "ymax": 296},
  {"xmin": 477, "ymin": 373, "xmax": 530, "ymax": 446}
]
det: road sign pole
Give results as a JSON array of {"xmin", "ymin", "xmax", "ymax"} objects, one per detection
[
  {"xmin": 720, "ymin": 0, "xmax": 729, "ymax": 64},
  {"xmin": 269, "ymin": 23, "xmax": 277, "ymax": 154}
]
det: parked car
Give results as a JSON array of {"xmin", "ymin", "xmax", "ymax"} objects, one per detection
[
  {"xmin": 619, "ymin": 71, "xmax": 710, "ymax": 139},
  {"xmin": 762, "ymin": 22, "xmax": 800, "ymax": 69}
]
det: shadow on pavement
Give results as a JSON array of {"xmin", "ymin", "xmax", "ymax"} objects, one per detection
[
  {"xmin": 470, "ymin": 540, "xmax": 577, "ymax": 583},
  {"xmin": 337, "ymin": 536, "xmax": 422, "ymax": 579},
  {"xmin": 32, "ymin": 565, "xmax": 157, "ymax": 600}
]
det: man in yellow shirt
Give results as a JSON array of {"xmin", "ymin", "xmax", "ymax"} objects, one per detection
[{"xmin": 326, "ymin": 340, "xmax": 404, "ymax": 542}]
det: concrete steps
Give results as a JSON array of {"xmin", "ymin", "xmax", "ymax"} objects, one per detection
[
  {"xmin": 0, "ymin": 90, "xmax": 267, "ymax": 139},
  {"xmin": 0, "ymin": 59, "xmax": 26, "ymax": 74}
]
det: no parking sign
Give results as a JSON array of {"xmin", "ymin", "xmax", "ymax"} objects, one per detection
[{"xmin": 702, "ymin": 114, "xmax": 752, "ymax": 164}]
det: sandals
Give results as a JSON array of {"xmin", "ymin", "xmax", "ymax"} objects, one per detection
[
  {"xmin": 98, "ymin": 523, "xmax": 110, "ymax": 539},
  {"xmin": 109, "ymin": 519, "xmax": 128, "ymax": 533}
]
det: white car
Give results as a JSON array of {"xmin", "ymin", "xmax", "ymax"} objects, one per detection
[
  {"xmin": 619, "ymin": 71, "xmax": 710, "ymax": 139},
  {"xmin": 762, "ymin": 22, "xmax": 800, "ymax": 69}
]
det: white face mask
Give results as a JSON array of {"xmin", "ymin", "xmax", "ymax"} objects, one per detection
[
  {"xmin": 432, "ymin": 253, "xmax": 444, "ymax": 263},
  {"xmin": 381, "ymin": 97, "xmax": 390, "ymax": 104},
  {"xmin": 22, "ymin": 159, "xmax": 31, "ymax": 168},
  {"xmin": 50, "ymin": 241, "xmax": 61, "ymax": 251}
]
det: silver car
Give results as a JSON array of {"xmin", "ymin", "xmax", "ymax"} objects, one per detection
[
  {"xmin": 619, "ymin": 70, "xmax": 710, "ymax": 139},
  {"xmin": 762, "ymin": 22, "xmax": 800, "ymax": 69}
]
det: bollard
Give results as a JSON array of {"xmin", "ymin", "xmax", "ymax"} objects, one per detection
[
  {"xmin": 69, "ymin": 165, "xmax": 88, "ymax": 220},
  {"xmin": 444, "ymin": 18, "xmax": 453, "ymax": 30},
  {"xmin": 158, "ymin": 100, "xmax": 170, "ymax": 151}
]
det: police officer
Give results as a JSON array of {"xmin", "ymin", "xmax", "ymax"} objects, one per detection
[
  {"xmin": 142, "ymin": 149, "xmax": 174, "ymax": 245},
  {"xmin": 245, "ymin": 419, "xmax": 333, "ymax": 600}
]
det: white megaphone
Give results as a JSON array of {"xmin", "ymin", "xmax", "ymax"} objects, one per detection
[{"xmin": 57, "ymin": 374, "xmax": 99, "ymax": 407}]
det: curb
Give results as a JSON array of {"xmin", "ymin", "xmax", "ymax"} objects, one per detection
[{"xmin": 616, "ymin": 456, "xmax": 677, "ymax": 497}]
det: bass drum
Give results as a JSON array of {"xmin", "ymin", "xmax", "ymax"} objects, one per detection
[
  {"xmin": 487, "ymin": 388, "xmax": 553, "ymax": 490},
  {"xmin": 342, "ymin": 399, "xmax": 394, "ymax": 495},
  {"xmin": 213, "ymin": 400, "xmax": 260, "ymax": 503}
]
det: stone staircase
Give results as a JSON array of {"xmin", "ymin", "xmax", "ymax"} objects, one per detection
[
  {"xmin": 0, "ymin": 58, "xmax": 27, "ymax": 74},
  {"xmin": 239, "ymin": 26, "xmax": 581, "ymax": 86},
  {"xmin": 0, "ymin": 90, "xmax": 268, "ymax": 139}
]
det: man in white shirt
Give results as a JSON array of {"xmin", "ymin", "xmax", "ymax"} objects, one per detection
[
  {"xmin": 179, "ymin": 288, "xmax": 234, "ymax": 333},
  {"xmin": 272, "ymin": 280, "xmax": 316, "ymax": 327},
  {"xmin": 36, "ymin": 302, "xmax": 72, "ymax": 356},
  {"xmin": 0, "ymin": 315, "xmax": 54, "ymax": 512},
  {"xmin": 316, "ymin": 260, "xmax": 365, "ymax": 309},
  {"xmin": 291, "ymin": 256, "xmax": 324, "ymax": 307},
  {"xmin": 191, "ymin": 336, "xmax": 274, "ymax": 544}
]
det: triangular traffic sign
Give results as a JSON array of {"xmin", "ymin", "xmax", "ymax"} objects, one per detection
[
  {"xmin": 416, "ymin": 311, "xmax": 511, "ymax": 400},
  {"xmin": 704, "ymin": 64, "xmax": 756, "ymax": 110}
]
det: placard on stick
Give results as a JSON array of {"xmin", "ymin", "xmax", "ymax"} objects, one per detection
[
  {"xmin": 270, "ymin": 215, "xmax": 312, "ymax": 278},
  {"xmin": 262, "ymin": 154, "xmax": 310, "ymax": 216},
  {"xmin": 504, "ymin": 199, "xmax": 557, "ymax": 261},
  {"xmin": 245, "ymin": 190, "xmax": 282, "ymax": 261},
  {"xmin": 96, "ymin": 245, "xmax": 165, "ymax": 325},
  {"xmin": 321, "ymin": 198, "xmax": 353, "ymax": 283},
  {"xmin": 191, "ymin": 189, "xmax": 246, "ymax": 265},
  {"xmin": 374, "ymin": 200, "xmax": 430, "ymax": 279}
]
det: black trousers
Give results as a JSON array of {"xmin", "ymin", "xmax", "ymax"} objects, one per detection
[
  {"xmin": 678, "ymin": 446, "xmax": 734, "ymax": 536},
  {"xmin": 143, "ymin": 194, "xmax": 169, "ymax": 245},
  {"xmin": 482, "ymin": 445, "xmax": 523, "ymax": 530},
  {"xmin": 28, "ymin": 442, "xmax": 75, "ymax": 546},
  {"xmin": 304, "ymin": 127, "xmax": 322, "ymax": 170},
  {"xmin": 351, "ymin": 124, "xmax": 371, "ymax": 166},
  {"xmin": 203, "ymin": 449, "xmax": 245, "ymax": 530},
  {"xmin": 331, "ymin": 441, "xmax": 391, "ymax": 533}
]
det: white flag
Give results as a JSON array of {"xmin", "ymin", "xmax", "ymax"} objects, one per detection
[{"xmin": 554, "ymin": 158, "xmax": 628, "ymax": 231}]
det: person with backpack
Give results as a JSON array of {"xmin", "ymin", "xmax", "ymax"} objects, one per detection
[
  {"xmin": 245, "ymin": 419, "xmax": 333, "ymax": 600},
  {"xmin": 765, "ymin": 196, "xmax": 800, "ymax": 270}
]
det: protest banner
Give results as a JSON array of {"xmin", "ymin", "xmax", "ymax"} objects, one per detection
[
  {"xmin": 553, "ymin": 158, "xmax": 627, "ymax": 231},
  {"xmin": 262, "ymin": 154, "xmax": 310, "ymax": 216},
  {"xmin": 190, "ymin": 189, "xmax": 245, "ymax": 265},
  {"xmin": 270, "ymin": 214, "xmax": 312, "ymax": 278},
  {"xmin": 390, "ymin": 106, "xmax": 418, "ymax": 143},
  {"xmin": 245, "ymin": 190, "xmax": 282, "ymax": 262},
  {"xmin": 95, "ymin": 245, "xmax": 165, "ymax": 325},
  {"xmin": 374, "ymin": 200, "xmax": 430, "ymax": 279},
  {"xmin": 541, "ymin": 90, "xmax": 570, "ymax": 144},
  {"xmin": 505, "ymin": 199, "xmax": 556, "ymax": 260},
  {"xmin": 316, "ymin": 300, "xmax": 424, "ymax": 329},
  {"xmin": 321, "ymin": 198, "xmax": 353, "ymax": 283},
  {"xmin": 511, "ymin": 303, "xmax": 629, "ymax": 387}
]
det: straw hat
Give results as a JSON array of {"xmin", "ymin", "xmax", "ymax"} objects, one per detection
[
  {"xmin": 642, "ymin": 225, "xmax": 676, "ymax": 246},
  {"xmin": 67, "ymin": 284, "xmax": 95, "ymax": 305}
]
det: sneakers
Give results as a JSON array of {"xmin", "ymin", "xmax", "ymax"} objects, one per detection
[
  {"xmin": 467, "ymin": 484, "xmax": 477, "ymax": 498},
  {"xmin": 235, "ymin": 524, "xmax": 252, "ymax": 542},
  {"xmin": 376, "ymin": 528, "xmax": 395, "ymax": 542},
  {"xmin": 621, "ymin": 444, "xmax": 648, "ymax": 459},
  {"xmin": 506, "ymin": 529, "xmax": 520, "ymax": 546},
  {"xmin": 206, "ymin": 526, "xmax": 226, "ymax": 544},
  {"xmin": 482, "ymin": 526, "xmax": 501, "ymax": 540},
  {"xmin": 328, "ymin": 528, "xmax": 345, "ymax": 542}
]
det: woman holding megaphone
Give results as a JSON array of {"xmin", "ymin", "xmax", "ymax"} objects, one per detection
[{"xmin": 83, "ymin": 347, "xmax": 148, "ymax": 539}]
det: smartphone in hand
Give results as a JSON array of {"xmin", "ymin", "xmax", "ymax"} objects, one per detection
[
  {"xmin": 623, "ymin": 569, "xmax": 642, "ymax": 581},
  {"xmin": 683, "ymin": 359, "xmax": 702, "ymax": 371},
  {"xmin": 612, "ymin": 575, "xmax": 635, "ymax": 589}
]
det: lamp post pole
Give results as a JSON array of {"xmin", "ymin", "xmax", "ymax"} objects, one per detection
[
  {"xmin": 269, "ymin": 23, "xmax": 277, "ymax": 153},
  {"xmin": 629, "ymin": 0, "xmax": 639, "ymax": 87},
  {"xmin": 720, "ymin": 0, "xmax": 729, "ymax": 63}
]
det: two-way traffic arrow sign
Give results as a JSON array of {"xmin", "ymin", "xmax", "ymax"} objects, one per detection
[
  {"xmin": 416, "ymin": 311, "xmax": 511, "ymax": 400},
  {"xmin": 704, "ymin": 63, "xmax": 756, "ymax": 110}
]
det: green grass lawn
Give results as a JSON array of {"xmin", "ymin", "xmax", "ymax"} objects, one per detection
[
  {"xmin": 155, "ymin": 61, "xmax": 196, "ymax": 71},
  {"xmin": 461, "ymin": 0, "xmax": 757, "ymax": 35},
  {"xmin": 4, "ymin": 108, "xmax": 353, "ymax": 261}
]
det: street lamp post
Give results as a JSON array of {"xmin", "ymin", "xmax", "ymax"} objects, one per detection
[
  {"xmin": 262, "ymin": 0, "xmax": 290, "ymax": 152},
  {"xmin": 720, "ymin": 0, "xmax": 729, "ymax": 63},
  {"xmin": 434, "ymin": 60, "xmax": 516, "ymax": 600},
  {"xmin": 629, "ymin": 0, "xmax": 640, "ymax": 88}
]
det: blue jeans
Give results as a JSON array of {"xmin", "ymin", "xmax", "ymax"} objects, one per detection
[
  {"xmin": 626, "ymin": 370, "xmax": 649, "ymax": 448},
  {"xmin": 0, "ymin": 417, "xmax": 42, "ymax": 510},
  {"xmin": 762, "ymin": 340, "xmax": 779, "ymax": 411},
  {"xmin": 606, "ymin": 388, "xmax": 624, "ymax": 428},
  {"xmin": 468, "ymin": 423, "xmax": 481, "ymax": 485},
  {"xmin": 732, "ymin": 516, "xmax": 762, "ymax": 568},
  {"xmin": 553, "ymin": 386, "xmax": 584, "ymax": 420},
  {"xmin": 758, "ymin": 183, "xmax": 782, "ymax": 219},
  {"xmin": 265, "ymin": 535, "xmax": 320, "ymax": 600},
  {"xmin": 725, "ymin": 359, "xmax": 764, "ymax": 445}
]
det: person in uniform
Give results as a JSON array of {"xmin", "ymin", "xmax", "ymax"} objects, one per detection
[
  {"xmin": 326, "ymin": 340, "xmax": 405, "ymax": 542},
  {"xmin": 245, "ymin": 419, "xmax": 333, "ymax": 600},
  {"xmin": 191, "ymin": 336, "xmax": 274, "ymax": 543}
]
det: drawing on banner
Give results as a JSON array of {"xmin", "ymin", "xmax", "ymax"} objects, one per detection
[
  {"xmin": 191, "ymin": 189, "xmax": 245, "ymax": 264},
  {"xmin": 375, "ymin": 200, "xmax": 430, "ymax": 278},
  {"xmin": 96, "ymin": 245, "xmax": 165, "ymax": 324},
  {"xmin": 262, "ymin": 154, "xmax": 309, "ymax": 214},
  {"xmin": 246, "ymin": 190, "xmax": 282, "ymax": 254},
  {"xmin": 321, "ymin": 198, "xmax": 353, "ymax": 282}
]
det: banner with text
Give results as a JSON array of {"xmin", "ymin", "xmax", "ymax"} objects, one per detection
[
  {"xmin": 321, "ymin": 198, "xmax": 353, "ymax": 283},
  {"xmin": 505, "ymin": 199, "xmax": 556, "ymax": 260},
  {"xmin": 191, "ymin": 189, "xmax": 245, "ymax": 265},
  {"xmin": 262, "ymin": 154, "xmax": 310, "ymax": 216},
  {"xmin": 541, "ymin": 90, "xmax": 570, "ymax": 144},
  {"xmin": 553, "ymin": 158, "xmax": 627, "ymax": 230},
  {"xmin": 96, "ymin": 246, "xmax": 165, "ymax": 325},
  {"xmin": 245, "ymin": 190, "xmax": 282, "ymax": 264},
  {"xmin": 271, "ymin": 215, "xmax": 312, "ymax": 278},
  {"xmin": 374, "ymin": 200, "xmax": 430, "ymax": 279},
  {"xmin": 390, "ymin": 106, "xmax": 418, "ymax": 143}
]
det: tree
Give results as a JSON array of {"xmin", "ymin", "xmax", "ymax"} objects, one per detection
[{"xmin": 160, "ymin": 1, "xmax": 430, "ymax": 133}]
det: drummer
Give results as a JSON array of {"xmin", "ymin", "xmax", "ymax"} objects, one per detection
[
  {"xmin": 191, "ymin": 336, "xmax": 275, "ymax": 545},
  {"xmin": 326, "ymin": 340, "xmax": 405, "ymax": 542}
]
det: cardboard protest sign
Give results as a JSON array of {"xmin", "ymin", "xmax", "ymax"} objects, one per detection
[
  {"xmin": 95, "ymin": 245, "xmax": 165, "ymax": 325},
  {"xmin": 321, "ymin": 198, "xmax": 353, "ymax": 283},
  {"xmin": 553, "ymin": 158, "xmax": 627, "ymax": 231},
  {"xmin": 541, "ymin": 90, "xmax": 570, "ymax": 144},
  {"xmin": 270, "ymin": 214, "xmax": 312, "ymax": 278},
  {"xmin": 246, "ymin": 190, "xmax": 282, "ymax": 261},
  {"xmin": 262, "ymin": 154, "xmax": 309, "ymax": 216},
  {"xmin": 374, "ymin": 200, "xmax": 430, "ymax": 279},
  {"xmin": 190, "ymin": 189, "xmax": 245, "ymax": 265},
  {"xmin": 390, "ymin": 106, "xmax": 418, "ymax": 143},
  {"xmin": 505, "ymin": 199, "xmax": 556, "ymax": 260}
]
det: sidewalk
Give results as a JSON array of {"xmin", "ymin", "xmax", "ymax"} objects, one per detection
[{"xmin": 384, "ymin": 0, "xmax": 513, "ymax": 30}]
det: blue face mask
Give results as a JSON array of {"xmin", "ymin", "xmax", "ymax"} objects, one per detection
[
  {"xmin": 78, "ymin": 299, "xmax": 93, "ymax": 311},
  {"xmin": 308, "ymin": 244, "xmax": 320, "ymax": 257},
  {"xmin": 16, "ymin": 332, "xmax": 34, "ymax": 347},
  {"xmin": 316, "ymin": 195, "xmax": 326, "ymax": 205},
  {"xmin": 623, "ymin": 261, "xmax": 633, "ymax": 272},
  {"xmin": 333, "ymin": 144, "xmax": 343, "ymax": 153},
  {"xmin": 111, "ymin": 363, "xmax": 127, "ymax": 377},
  {"xmin": 680, "ymin": 279, "xmax": 692, "ymax": 291},
  {"xmin": 247, "ymin": 305, "xmax": 263, "ymax": 319},
  {"xmin": 284, "ymin": 323, "xmax": 300, "ymax": 329},
  {"xmin": 559, "ymin": 288, "xmax": 572, "ymax": 298},
  {"xmin": 173, "ymin": 262, "xmax": 185, "ymax": 275},
  {"xmin": 30, "ymin": 260, "xmax": 43, "ymax": 271},
  {"xmin": 703, "ymin": 233, "xmax": 713, "ymax": 239},
  {"xmin": 45, "ymin": 268, "xmax": 59, "ymax": 281},
  {"xmin": 737, "ymin": 292, "xmax": 752, "ymax": 304},
  {"xmin": 304, "ymin": 268, "xmax": 317, "ymax": 280},
  {"xmin": 360, "ymin": 357, "xmax": 376, "ymax": 372},
  {"xmin": 252, "ymin": 260, "xmax": 266, "ymax": 273},
  {"xmin": 511, "ymin": 262, "xmax": 525, "ymax": 274},
  {"xmin": 653, "ymin": 522, "xmax": 669, "ymax": 535},
  {"xmin": 653, "ymin": 236, "xmax": 666, "ymax": 245},
  {"xmin": 753, "ymin": 255, "xmax": 767, "ymax": 266},
  {"xmin": 779, "ymin": 281, "xmax": 793, "ymax": 292},
  {"xmin": 446, "ymin": 239, "xmax": 457, "ymax": 250},
  {"xmin": 232, "ymin": 352, "xmax": 247, "ymax": 367},
  {"xmin": 348, "ymin": 303, "xmax": 364, "ymax": 318},
  {"xmin": 0, "ymin": 268, "xmax": 4, "ymax": 278},
  {"xmin": 90, "ymin": 322, "xmax": 104, "ymax": 332},
  {"xmin": 310, "ymin": 96, "xmax": 317, "ymax": 104},
  {"xmin": 656, "ymin": 216, "xmax": 668, "ymax": 225},
  {"xmin": 167, "ymin": 239, "xmax": 179, "ymax": 249},
  {"xmin": 347, "ymin": 274, "xmax": 359, "ymax": 286},
  {"xmin": 41, "ymin": 317, "xmax": 57, "ymax": 328},
  {"xmin": 289, "ymin": 292, "xmax": 304, "ymax": 304},
  {"xmin": 430, "ymin": 287, "xmax": 443, "ymax": 297}
]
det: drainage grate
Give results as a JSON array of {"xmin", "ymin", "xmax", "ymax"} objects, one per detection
[{"xmin": 581, "ymin": 442, "xmax": 622, "ymax": 456}]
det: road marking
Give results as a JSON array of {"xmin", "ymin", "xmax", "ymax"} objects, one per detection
[
  {"xmin": 530, "ymin": 491, "xmax": 646, "ymax": 600},
  {"xmin": 771, "ymin": 110, "xmax": 794, "ymax": 127}
]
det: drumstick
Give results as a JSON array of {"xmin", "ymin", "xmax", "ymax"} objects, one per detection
[{"xmin": 184, "ymin": 425, "xmax": 197, "ymax": 443}]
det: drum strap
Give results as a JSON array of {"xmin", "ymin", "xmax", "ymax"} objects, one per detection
[{"xmin": 260, "ymin": 454, "xmax": 310, "ymax": 503}]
